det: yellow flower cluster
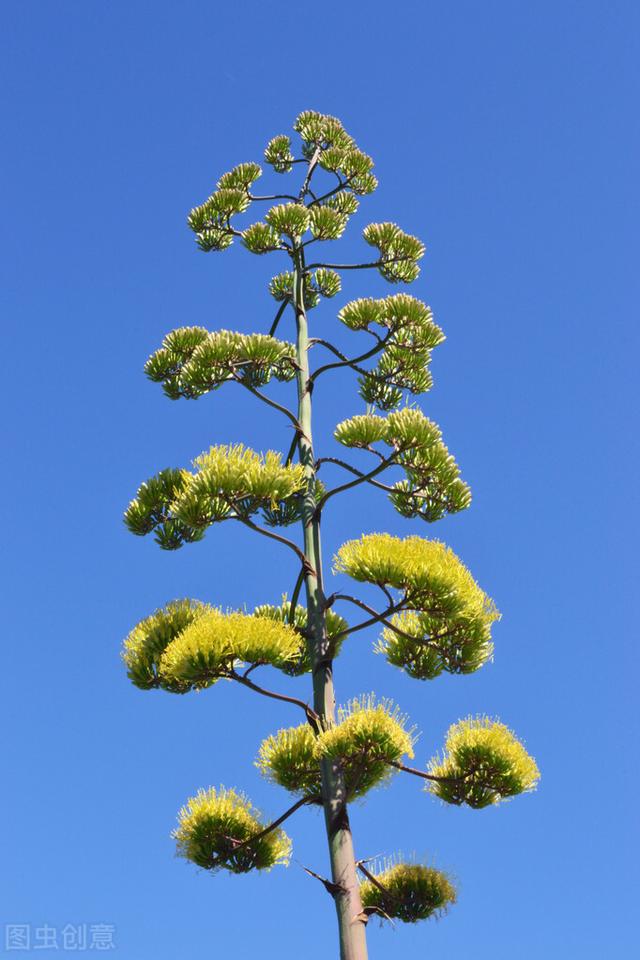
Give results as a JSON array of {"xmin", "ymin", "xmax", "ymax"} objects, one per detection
[
  {"xmin": 256, "ymin": 696, "xmax": 415, "ymax": 800},
  {"xmin": 322, "ymin": 695, "xmax": 415, "ymax": 774},
  {"xmin": 189, "ymin": 444, "xmax": 306, "ymax": 506},
  {"xmin": 122, "ymin": 598, "xmax": 210, "ymax": 691},
  {"xmin": 334, "ymin": 533, "xmax": 498, "ymax": 620},
  {"xmin": 256, "ymin": 724, "xmax": 320, "ymax": 797},
  {"xmin": 359, "ymin": 860, "xmax": 456, "ymax": 923},
  {"xmin": 252, "ymin": 597, "xmax": 348, "ymax": 675},
  {"xmin": 173, "ymin": 786, "xmax": 291, "ymax": 873},
  {"xmin": 428, "ymin": 716, "xmax": 540, "ymax": 808},
  {"xmin": 158, "ymin": 610, "xmax": 302, "ymax": 690},
  {"xmin": 377, "ymin": 607, "xmax": 493, "ymax": 680},
  {"xmin": 122, "ymin": 602, "xmax": 302, "ymax": 693}
]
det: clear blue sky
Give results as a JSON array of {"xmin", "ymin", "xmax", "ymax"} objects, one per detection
[{"xmin": 2, "ymin": 2, "xmax": 638, "ymax": 957}]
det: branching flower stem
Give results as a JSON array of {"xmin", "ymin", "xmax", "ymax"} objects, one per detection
[
  {"xmin": 387, "ymin": 759, "xmax": 467, "ymax": 785},
  {"xmin": 327, "ymin": 594, "xmax": 409, "ymax": 644},
  {"xmin": 317, "ymin": 452, "xmax": 442, "ymax": 498},
  {"xmin": 315, "ymin": 455, "xmax": 397, "ymax": 514},
  {"xmin": 316, "ymin": 455, "xmax": 394, "ymax": 478},
  {"xmin": 228, "ymin": 668, "xmax": 319, "ymax": 728},
  {"xmin": 122, "ymin": 115, "xmax": 513, "ymax": 957},
  {"xmin": 299, "ymin": 147, "xmax": 322, "ymax": 200},
  {"xmin": 316, "ymin": 458, "xmax": 404, "ymax": 496},
  {"xmin": 309, "ymin": 333, "xmax": 392, "ymax": 383},
  {"xmin": 356, "ymin": 861, "xmax": 402, "ymax": 909},
  {"xmin": 233, "ymin": 375, "xmax": 302, "ymax": 430},
  {"xmin": 269, "ymin": 297, "xmax": 292, "ymax": 336},
  {"xmin": 210, "ymin": 794, "xmax": 315, "ymax": 869},
  {"xmin": 284, "ymin": 428, "xmax": 302, "ymax": 465},
  {"xmin": 377, "ymin": 582, "xmax": 395, "ymax": 607},
  {"xmin": 304, "ymin": 255, "xmax": 414, "ymax": 273},
  {"xmin": 288, "ymin": 564, "xmax": 306, "ymax": 625},
  {"xmin": 307, "ymin": 173, "xmax": 356, "ymax": 207},
  {"xmin": 249, "ymin": 192, "xmax": 300, "ymax": 203},
  {"xmin": 328, "ymin": 593, "xmax": 444, "ymax": 651},
  {"xmin": 232, "ymin": 515, "xmax": 308, "ymax": 566},
  {"xmin": 318, "ymin": 458, "xmax": 449, "ymax": 508}
]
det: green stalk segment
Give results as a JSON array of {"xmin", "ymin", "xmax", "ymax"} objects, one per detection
[{"xmin": 293, "ymin": 247, "xmax": 369, "ymax": 960}]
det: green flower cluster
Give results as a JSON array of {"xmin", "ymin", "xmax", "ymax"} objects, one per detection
[
  {"xmin": 264, "ymin": 134, "xmax": 294, "ymax": 173},
  {"xmin": 269, "ymin": 267, "xmax": 341, "ymax": 309},
  {"xmin": 339, "ymin": 293, "xmax": 442, "ymax": 338},
  {"xmin": 241, "ymin": 221, "xmax": 283, "ymax": 254},
  {"xmin": 217, "ymin": 162, "xmax": 263, "ymax": 191},
  {"xmin": 187, "ymin": 162, "xmax": 261, "ymax": 251},
  {"xmin": 359, "ymin": 861, "xmax": 456, "ymax": 923},
  {"xmin": 256, "ymin": 696, "xmax": 415, "ymax": 801},
  {"xmin": 245, "ymin": 196, "xmax": 351, "ymax": 253},
  {"xmin": 226, "ymin": 112, "xmax": 380, "ymax": 260},
  {"xmin": 265, "ymin": 202, "xmax": 311, "ymax": 240},
  {"xmin": 338, "ymin": 295, "xmax": 444, "ymax": 409},
  {"xmin": 293, "ymin": 111, "xmax": 377, "ymax": 195},
  {"xmin": 124, "ymin": 444, "xmax": 307, "ymax": 550},
  {"xmin": 362, "ymin": 223, "xmax": 425, "ymax": 283},
  {"xmin": 427, "ymin": 717, "xmax": 540, "ymax": 808},
  {"xmin": 144, "ymin": 327, "xmax": 296, "ymax": 399},
  {"xmin": 334, "ymin": 407, "xmax": 472, "ymax": 523},
  {"xmin": 173, "ymin": 787, "xmax": 291, "ymax": 873},
  {"xmin": 309, "ymin": 204, "xmax": 348, "ymax": 240},
  {"xmin": 123, "ymin": 467, "xmax": 201, "ymax": 550}
]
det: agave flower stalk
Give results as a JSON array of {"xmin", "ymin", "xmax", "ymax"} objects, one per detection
[
  {"xmin": 122, "ymin": 111, "xmax": 539, "ymax": 960},
  {"xmin": 291, "ymin": 242, "xmax": 369, "ymax": 958}
]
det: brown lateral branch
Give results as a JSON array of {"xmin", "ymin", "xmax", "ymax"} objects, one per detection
[
  {"xmin": 315, "ymin": 455, "xmax": 397, "ymax": 513},
  {"xmin": 211, "ymin": 795, "xmax": 314, "ymax": 869},
  {"xmin": 232, "ymin": 514, "xmax": 308, "ymax": 566},
  {"xmin": 303, "ymin": 865, "xmax": 347, "ymax": 899},
  {"xmin": 387, "ymin": 758, "xmax": 464, "ymax": 784},
  {"xmin": 228, "ymin": 669, "xmax": 320, "ymax": 730}
]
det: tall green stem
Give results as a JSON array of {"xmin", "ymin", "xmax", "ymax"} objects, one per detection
[{"xmin": 293, "ymin": 246, "xmax": 369, "ymax": 960}]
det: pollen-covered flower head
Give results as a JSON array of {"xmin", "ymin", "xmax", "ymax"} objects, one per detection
[
  {"xmin": 428, "ymin": 716, "xmax": 540, "ymax": 808},
  {"xmin": 158, "ymin": 609, "xmax": 302, "ymax": 690},
  {"xmin": 173, "ymin": 787, "xmax": 291, "ymax": 873},
  {"xmin": 359, "ymin": 859, "xmax": 456, "ymax": 923}
]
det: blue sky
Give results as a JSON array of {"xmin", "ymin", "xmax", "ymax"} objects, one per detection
[{"xmin": 1, "ymin": 1, "xmax": 638, "ymax": 957}]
